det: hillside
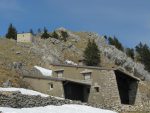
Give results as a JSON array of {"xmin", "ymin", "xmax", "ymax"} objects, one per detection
[
  {"xmin": 31, "ymin": 28, "xmax": 150, "ymax": 80},
  {"xmin": 0, "ymin": 28, "xmax": 150, "ymax": 87},
  {"xmin": 0, "ymin": 38, "xmax": 41, "ymax": 87}
]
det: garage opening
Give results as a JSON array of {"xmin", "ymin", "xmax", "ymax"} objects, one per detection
[
  {"xmin": 115, "ymin": 70, "xmax": 139, "ymax": 105},
  {"xmin": 63, "ymin": 81, "xmax": 91, "ymax": 102}
]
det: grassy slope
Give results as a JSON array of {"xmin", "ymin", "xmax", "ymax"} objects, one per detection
[{"xmin": 0, "ymin": 38, "xmax": 40, "ymax": 87}]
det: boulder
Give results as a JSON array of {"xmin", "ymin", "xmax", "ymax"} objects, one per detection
[
  {"xmin": 2, "ymin": 80, "xmax": 12, "ymax": 88},
  {"xmin": 11, "ymin": 62, "xmax": 23, "ymax": 69}
]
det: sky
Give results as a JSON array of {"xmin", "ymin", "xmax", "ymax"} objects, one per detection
[{"xmin": 0, "ymin": 0, "xmax": 150, "ymax": 47}]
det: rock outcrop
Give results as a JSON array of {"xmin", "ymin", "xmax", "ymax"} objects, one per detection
[{"xmin": 96, "ymin": 37, "xmax": 150, "ymax": 80}]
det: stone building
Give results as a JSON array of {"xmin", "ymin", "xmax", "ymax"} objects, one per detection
[
  {"xmin": 23, "ymin": 64, "xmax": 143, "ymax": 107},
  {"xmin": 17, "ymin": 33, "xmax": 33, "ymax": 43}
]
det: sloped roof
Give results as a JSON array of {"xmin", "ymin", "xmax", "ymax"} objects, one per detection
[
  {"xmin": 34, "ymin": 66, "xmax": 52, "ymax": 76},
  {"xmin": 115, "ymin": 68, "xmax": 140, "ymax": 81},
  {"xmin": 51, "ymin": 63, "xmax": 115, "ymax": 70},
  {"xmin": 80, "ymin": 69, "xmax": 92, "ymax": 74},
  {"xmin": 23, "ymin": 75, "xmax": 91, "ymax": 86}
]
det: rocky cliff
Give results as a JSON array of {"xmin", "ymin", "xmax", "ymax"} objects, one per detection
[{"xmin": 96, "ymin": 38, "xmax": 150, "ymax": 80}]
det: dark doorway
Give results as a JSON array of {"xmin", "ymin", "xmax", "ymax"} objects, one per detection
[
  {"xmin": 63, "ymin": 81, "xmax": 90, "ymax": 102},
  {"xmin": 115, "ymin": 70, "xmax": 138, "ymax": 105}
]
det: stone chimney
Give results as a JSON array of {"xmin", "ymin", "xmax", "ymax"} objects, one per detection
[{"xmin": 78, "ymin": 59, "xmax": 85, "ymax": 66}]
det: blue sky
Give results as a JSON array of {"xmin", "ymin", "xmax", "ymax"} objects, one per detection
[{"xmin": 0, "ymin": 0, "xmax": 150, "ymax": 47}]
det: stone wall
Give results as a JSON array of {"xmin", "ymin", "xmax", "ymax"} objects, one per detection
[
  {"xmin": 23, "ymin": 77, "xmax": 64, "ymax": 98},
  {"xmin": 23, "ymin": 64, "xmax": 147, "ymax": 110},
  {"xmin": 50, "ymin": 65, "xmax": 142, "ymax": 107},
  {"xmin": 130, "ymin": 81, "xmax": 141, "ymax": 106},
  {"xmin": 0, "ymin": 91, "xmax": 82, "ymax": 108},
  {"xmin": 88, "ymin": 70, "xmax": 121, "ymax": 107},
  {"xmin": 1, "ymin": 91, "xmax": 150, "ymax": 112},
  {"xmin": 17, "ymin": 33, "xmax": 33, "ymax": 43},
  {"xmin": 138, "ymin": 81, "xmax": 150, "ymax": 108},
  {"xmin": 23, "ymin": 65, "xmax": 122, "ymax": 107}
]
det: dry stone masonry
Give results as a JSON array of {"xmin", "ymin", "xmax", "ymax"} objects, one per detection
[
  {"xmin": 0, "ymin": 91, "xmax": 83, "ymax": 108},
  {"xmin": 0, "ymin": 91, "xmax": 150, "ymax": 112}
]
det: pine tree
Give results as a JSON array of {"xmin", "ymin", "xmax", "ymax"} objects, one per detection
[
  {"xmin": 108, "ymin": 36, "xmax": 124, "ymax": 51},
  {"xmin": 135, "ymin": 42, "xmax": 150, "ymax": 72},
  {"xmin": 6, "ymin": 24, "xmax": 17, "ymax": 40},
  {"xmin": 51, "ymin": 31, "xmax": 59, "ymax": 39},
  {"xmin": 30, "ymin": 29, "xmax": 34, "ymax": 35},
  {"xmin": 108, "ymin": 37, "xmax": 115, "ymax": 45},
  {"xmin": 41, "ymin": 27, "xmax": 50, "ymax": 39},
  {"xmin": 114, "ymin": 37, "xmax": 124, "ymax": 51},
  {"xmin": 135, "ymin": 42, "xmax": 145, "ymax": 62},
  {"xmin": 126, "ymin": 48, "xmax": 134, "ymax": 59},
  {"xmin": 83, "ymin": 39, "xmax": 100, "ymax": 66},
  {"xmin": 61, "ymin": 31, "xmax": 68, "ymax": 42},
  {"xmin": 103, "ymin": 35, "xmax": 107, "ymax": 40}
]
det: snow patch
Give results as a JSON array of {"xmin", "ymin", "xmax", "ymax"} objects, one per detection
[
  {"xmin": 0, "ymin": 105, "xmax": 117, "ymax": 113},
  {"xmin": 0, "ymin": 87, "xmax": 49, "ymax": 97},
  {"xmin": 65, "ymin": 60, "xmax": 77, "ymax": 65},
  {"xmin": 34, "ymin": 66, "xmax": 52, "ymax": 76}
]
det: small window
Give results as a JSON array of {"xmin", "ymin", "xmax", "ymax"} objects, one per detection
[
  {"xmin": 49, "ymin": 83, "xmax": 53, "ymax": 91},
  {"xmin": 94, "ymin": 87, "xmax": 99, "ymax": 93},
  {"xmin": 80, "ymin": 69, "xmax": 92, "ymax": 80},
  {"xmin": 58, "ymin": 72, "xmax": 63, "ymax": 78},
  {"xmin": 54, "ymin": 70, "xmax": 64, "ymax": 78},
  {"xmin": 84, "ymin": 73, "xmax": 91, "ymax": 80}
]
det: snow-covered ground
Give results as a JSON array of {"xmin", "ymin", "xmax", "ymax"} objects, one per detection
[
  {"xmin": 34, "ymin": 66, "xmax": 52, "ymax": 76},
  {"xmin": 0, "ymin": 105, "xmax": 117, "ymax": 113},
  {"xmin": 0, "ymin": 87, "xmax": 49, "ymax": 97},
  {"xmin": 65, "ymin": 60, "xmax": 77, "ymax": 65},
  {"xmin": 0, "ymin": 87, "xmax": 65, "ymax": 100},
  {"xmin": 0, "ymin": 88, "xmax": 117, "ymax": 113}
]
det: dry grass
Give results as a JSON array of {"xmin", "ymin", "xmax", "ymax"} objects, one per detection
[
  {"xmin": 0, "ymin": 38, "xmax": 40, "ymax": 87},
  {"xmin": 0, "ymin": 39, "xmax": 40, "ymax": 67}
]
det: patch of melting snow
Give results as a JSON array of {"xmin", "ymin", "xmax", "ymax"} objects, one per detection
[
  {"xmin": 65, "ymin": 60, "xmax": 77, "ymax": 65},
  {"xmin": 0, "ymin": 87, "xmax": 49, "ymax": 97},
  {"xmin": 0, "ymin": 105, "xmax": 117, "ymax": 113},
  {"xmin": 34, "ymin": 66, "xmax": 52, "ymax": 76}
]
